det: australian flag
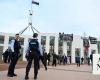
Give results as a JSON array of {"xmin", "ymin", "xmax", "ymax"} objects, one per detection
[{"xmin": 32, "ymin": 0, "xmax": 39, "ymax": 5}]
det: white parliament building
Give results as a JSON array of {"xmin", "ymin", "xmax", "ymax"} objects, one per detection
[{"xmin": 0, "ymin": 32, "xmax": 100, "ymax": 63}]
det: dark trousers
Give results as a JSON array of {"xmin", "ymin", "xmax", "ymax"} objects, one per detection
[
  {"xmin": 48, "ymin": 59, "xmax": 50, "ymax": 66},
  {"xmin": 39, "ymin": 56, "xmax": 47, "ymax": 69},
  {"xmin": 8, "ymin": 53, "xmax": 18, "ymax": 75},
  {"xmin": 8, "ymin": 54, "xmax": 12, "ymax": 63},
  {"xmin": 52, "ymin": 59, "xmax": 57, "ymax": 67},
  {"xmin": 63, "ymin": 60, "xmax": 67, "ymax": 65},
  {"xmin": 3, "ymin": 55, "xmax": 8, "ymax": 63},
  {"xmin": 26, "ymin": 52, "xmax": 39, "ymax": 79}
]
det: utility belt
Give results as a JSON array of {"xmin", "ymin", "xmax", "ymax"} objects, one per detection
[
  {"xmin": 29, "ymin": 49, "xmax": 40, "ymax": 53},
  {"xmin": 26, "ymin": 51, "xmax": 39, "ymax": 61},
  {"xmin": 10, "ymin": 51, "xmax": 21, "ymax": 59},
  {"xmin": 28, "ymin": 50, "xmax": 39, "ymax": 55}
]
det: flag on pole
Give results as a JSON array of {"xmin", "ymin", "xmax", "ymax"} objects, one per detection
[{"xmin": 32, "ymin": 0, "xmax": 39, "ymax": 5}]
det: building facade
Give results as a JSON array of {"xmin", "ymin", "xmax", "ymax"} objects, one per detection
[{"xmin": 0, "ymin": 32, "xmax": 100, "ymax": 63}]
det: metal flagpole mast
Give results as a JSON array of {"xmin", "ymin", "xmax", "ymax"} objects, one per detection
[
  {"xmin": 30, "ymin": 0, "xmax": 34, "ymax": 33},
  {"xmin": 19, "ymin": 26, "xmax": 29, "ymax": 34},
  {"xmin": 29, "ymin": 0, "xmax": 33, "ymax": 26},
  {"xmin": 27, "ymin": 0, "xmax": 40, "ymax": 34},
  {"xmin": 30, "ymin": 0, "xmax": 40, "ymax": 33},
  {"xmin": 31, "ymin": 26, "xmax": 39, "ymax": 33},
  {"xmin": 18, "ymin": 0, "xmax": 39, "ymax": 35}
]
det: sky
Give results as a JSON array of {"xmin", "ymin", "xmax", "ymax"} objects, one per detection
[{"xmin": 0, "ymin": 0, "xmax": 100, "ymax": 37}]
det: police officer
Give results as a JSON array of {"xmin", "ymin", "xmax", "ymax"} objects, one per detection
[
  {"xmin": 25, "ymin": 33, "xmax": 41, "ymax": 80},
  {"xmin": 7, "ymin": 34, "xmax": 21, "ymax": 77}
]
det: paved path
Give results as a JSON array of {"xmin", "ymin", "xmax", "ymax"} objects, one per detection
[{"xmin": 0, "ymin": 65, "xmax": 100, "ymax": 80}]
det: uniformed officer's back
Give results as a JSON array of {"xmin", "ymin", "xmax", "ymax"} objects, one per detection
[
  {"xmin": 25, "ymin": 33, "xmax": 40, "ymax": 80},
  {"xmin": 29, "ymin": 39, "xmax": 39, "ymax": 52}
]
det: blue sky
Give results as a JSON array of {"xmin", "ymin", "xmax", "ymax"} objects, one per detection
[{"xmin": 0, "ymin": 0, "xmax": 100, "ymax": 37}]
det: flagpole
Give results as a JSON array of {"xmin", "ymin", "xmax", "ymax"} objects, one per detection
[
  {"xmin": 31, "ymin": 0, "xmax": 33, "ymax": 14},
  {"xmin": 18, "ymin": 0, "xmax": 39, "ymax": 34}
]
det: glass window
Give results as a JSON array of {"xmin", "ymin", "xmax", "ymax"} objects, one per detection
[
  {"xmin": 58, "ymin": 46, "xmax": 63, "ymax": 55},
  {"xmin": 58, "ymin": 38, "xmax": 63, "ymax": 55},
  {"xmin": 59, "ymin": 40, "xmax": 63, "ymax": 46},
  {"xmin": 67, "ymin": 41, "xmax": 72, "ymax": 56},
  {"xmin": 0, "ymin": 35, "xmax": 5, "ymax": 44},
  {"xmin": 97, "ymin": 41, "xmax": 100, "ymax": 54},
  {"xmin": 9, "ymin": 36, "xmax": 15, "ymax": 44},
  {"xmin": 0, "ymin": 46, "xmax": 3, "ymax": 61},
  {"xmin": 49, "ymin": 36, "xmax": 55, "ymax": 53},
  {"xmin": 41, "ymin": 36, "xmax": 46, "ymax": 45},
  {"xmin": 50, "ymin": 36, "xmax": 55, "ymax": 46},
  {"xmin": 41, "ymin": 36, "xmax": 46, "ymax": 52},
  {"xmin": 19, "ymin": 48, "xmax": 23, "ymax": 61}
]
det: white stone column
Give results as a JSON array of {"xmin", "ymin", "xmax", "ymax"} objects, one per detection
[
  {"xmin": 54, "ymin": 36, "xmax": 58, "ymax": 55},
  {"xmin": 46, "ymin": 36, "xmax": 50, "ymax": 53},
  {"xmin": 38, "ymin": 33, "xmax": 41, "ymax": 43},
  {"xmin": 80, "ymin": 47, "xmax": 84, "ymax": 58},
  {"xmin": 23, "ymin": 38, "xmax": 28, "ymax": 61},
  {"xmin": 63, "ymin": 41, "xmax": 67, "ymax": 55},
  {"xmin": 71, "ymin": 42, "xmax": 75, "ymax": 63},
  {"xmin": 80, "ymin": 41, "xmax": 84, "ymax": 58},
  {"xmin": 3, "ymin": 35, "xmax": 9, "ymax": 52}
]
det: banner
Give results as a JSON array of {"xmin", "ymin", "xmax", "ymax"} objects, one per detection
[
  {"xmin": 59, "ymin": 33, "xmax": 73, "ymax": 41},
  {"xmin": 63, "ymin": 34, "xmax": 73, "ymax": 41},
  {"xmin": 89, "ymin": 36, "xmax": 97, "ymax": 44}
]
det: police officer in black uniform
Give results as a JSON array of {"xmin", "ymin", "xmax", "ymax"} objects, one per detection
[
  {"xmin": 7, "ymin": 34, "xmax": 21, "ymax": 77},
  {"xmin": 25, "ymin": 33, "xmax": 41, "ymax": 80}
]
